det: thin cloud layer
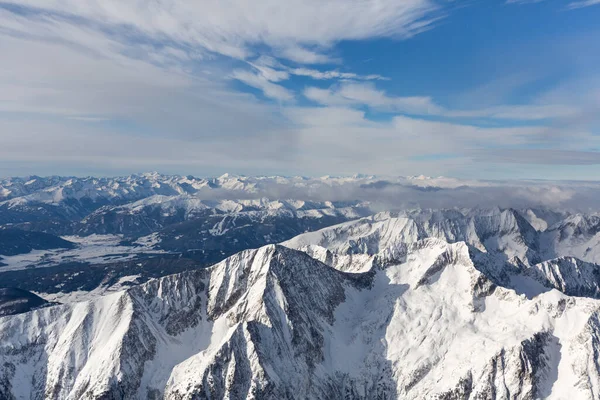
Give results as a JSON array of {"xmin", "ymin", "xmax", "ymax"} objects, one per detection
[
  {"xmin": 568, "ymin": 0, "xmax": 600, "ymax": 8},
  {"xmin": 66, "ymin": 174, "xmax": 600, "ymax": 211},
  {"xmin": 304, "ymin": 82, "xmax": 580, "ymax": 121},
  {"xmin": 0, "ymin": 1, "xmax": 599, "ymax": 179},
  {"xmin": 508, "ymin": 0, "xmax": 600, "ymax": 7}
]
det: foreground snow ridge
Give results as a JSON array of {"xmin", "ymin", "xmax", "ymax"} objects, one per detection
[{"xmin": 3, "ymin": 213, "xmax": 600, "ymax": 398}]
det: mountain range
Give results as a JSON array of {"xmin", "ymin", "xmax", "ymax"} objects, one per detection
[
  {"xmin": 0, "ymin": 174, "xmax": 377, "ymax": 304},
  {"xmin": 2, "ymin": 199, "xmax": 600, "ymax": 398},
  {"xmin": 2, "ymin": 174, "xmax": 600, "ymax": 398}
]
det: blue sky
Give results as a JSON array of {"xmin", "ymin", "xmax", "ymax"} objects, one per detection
[{"xmin": 0, "ymin": 0, "xmax": 599, "ymax": 179}]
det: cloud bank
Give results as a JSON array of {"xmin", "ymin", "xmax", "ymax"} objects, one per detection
[{"xmin": 0, "ymin": 1, "xmax": 599, "ymax": 179}]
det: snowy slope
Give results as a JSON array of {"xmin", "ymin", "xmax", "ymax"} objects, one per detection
[
  {"xmin": 3, "ymin": 230, "xmax": 600, "ymax": 399},
  {"xmin": 76, "ymin": 196, "xmax": 369, "ymax": 236},
  {"xmin": 284, "ymin": 208, "xmax": 599, "ymax": 273}
]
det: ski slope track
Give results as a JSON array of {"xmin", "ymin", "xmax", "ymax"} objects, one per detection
[{"xmin": 2, "ymin": 209, "xmax": 600, "ymax": 399}]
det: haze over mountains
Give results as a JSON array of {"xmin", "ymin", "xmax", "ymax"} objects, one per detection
[{"xmin": 2, "ymin": 173, "xmax": 600, "ymax": 399}]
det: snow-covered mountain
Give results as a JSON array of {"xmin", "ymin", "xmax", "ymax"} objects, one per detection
[
  {"xmin": 76, "ymin": 197, "xmax": 369, "ymax": 237},
  {"xmin": 0, "ymin": 172, "xmax": 539, "ymax": 227},
  {"xmin": 0, "ymin": 172, "xmax": 384, "ymax": 235},
  {"xmin": 285, "ymin": 208, "xmax": 600, "ymax": 272},
  {"xmin": 0, "ymin": 173, "xmax": 470, "ymax": 205},
  {"xmin": 3, "ymin": 173, "xmax": 600, "ymax": 398},
  {"xmin": 2, "ymin": 171, "xmax": 598, "ymax": 236},
  {"xmin": 0, "ymin": 172, "xmax": 379, "ymax": 211},
  {"xmin": 0, "ymin": 197, "xmax": 370, "ymax": 304},
  {"xmin": 3, "ymin": 209, "xmax": 600, "ymax": 399},
  {"xmin": 0, "ymin": 173, "xmax": 214, "ymax": 204}
]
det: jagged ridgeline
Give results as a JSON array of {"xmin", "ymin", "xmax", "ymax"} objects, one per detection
[{"xmin": 2, "ymin": 208, "xmax": 600, "ymax": 399}]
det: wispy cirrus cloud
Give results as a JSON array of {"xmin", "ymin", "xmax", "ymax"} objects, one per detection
[
  {"xmin": 0, "ymin": 0, "xmax": 452, "ymax": 178},
  {"xmin": 0, "ymin": 0, "xmax": 444, "ymax": 63},
  {"xmin": 235, "ymin": 57, "xmax": 389, "ymax": 99},
  {"xmin": 0, "ymin": 0, "xmax": 440, "ymax": 117},
  {"xmin": 304, "ymin": 81, "xmax": 581, "ymax": 121},
  {"xmin": 231, "ymin": 69, "xmax": 295, "ymax": 102},
  {"xmin": 507, "ymin": 0, "xmax": 600, "ymax": 8},
  {"xmin": 472, "ymin": 149, "xmax": 600, "ymax": 165},
  {"xmin": 277, "ymin": 46, "xmax": 339, "ymax": 65},
  {"xmin": 567, "ymin": 0, "xmax": 600, "ymax": 8},
  {"xmin": 289, "ymin": 68, "xmax": 388, "ymax": 81}
]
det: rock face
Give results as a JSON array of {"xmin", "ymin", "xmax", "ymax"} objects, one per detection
[{"xmin": 2, "ymin": 213, "xmax": 600, "ymax": 399}]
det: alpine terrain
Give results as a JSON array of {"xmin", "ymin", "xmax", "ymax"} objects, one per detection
[
  {"xmin": 3, "ymin": 0, "xmax": 600, "ymax": 396},
  {"xmin": 2, "ymin": 206, "xmax": 600, "ymax": 399}
]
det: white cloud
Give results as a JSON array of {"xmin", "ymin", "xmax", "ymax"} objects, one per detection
[
  {"xmin": 231, "ymin": 70, "xmax": 295, "ymax": 101},
  {"xmin": 304, "ymin": 81, "xmax": 580, "ymax": 121},
  {"xmin": 304, "ymin": 85, "xmax": 437, "ymax": 114},
  {"xmin": 233, "ymin": 59, "xmax": 389, "ymax": 98},
  {"xmin": 246, "ymin": 63, "xmax": 290, "ymax": 83},
  {"xmin": 0, "ymin": 28, "xmax": 287, "ymax": 144},
  {"xmin": 8, "ymin": 0, "xmax": 443, "ymax": 63},
  {"xmin": 446, "ymin": 104, "xmax": 580, "ymax": 120},
  {"xmin": 247, "ymin": 55, "xmax": 388, "ymax": 82},
  {"xmin": 289, "ymin": 68, "xmax": 388, "ymax": 81},
  {"xmin": 472, "ymin": 149, "xmax": 600, "ymax": 165},
  {"xmin": 278, "ymin": 105, "xmax": 576, "ymax": 175},
  {"xmin": 0, "ymin": 116, "xmax": 295, "ymax": 175},
  {"xmin": 567, "ymin": 0, "xmax": 600, "ymax": 8},
  {"xmin": 67, "ymin": 117, "xmax": 111, "ymax": 122},
  {"xmin": 508, "ymin": 0, "xmax": 600, "ymax": 8},
  {"xmin": 277, "ymin": 46, "xmax": 339, "ymax": 64}
]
